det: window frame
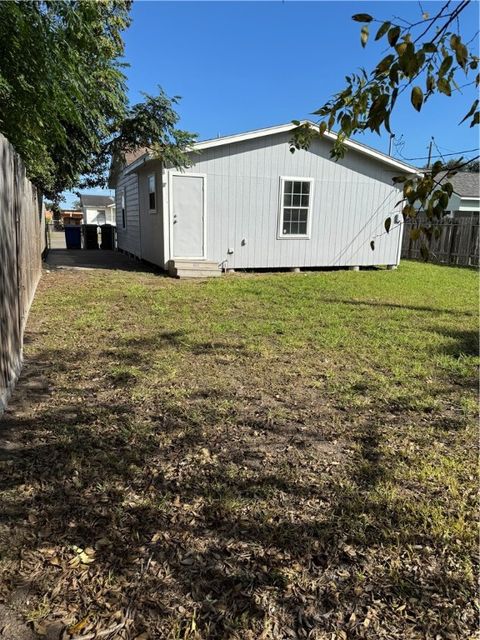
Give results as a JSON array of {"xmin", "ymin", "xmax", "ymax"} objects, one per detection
[
  {"xmin": 121, "ymin": 188, "xmax": 126, "ymax": 229},
  {"xmin": 277, "ymin": 176, "xmax": 314, "ymax": 240},
  {"xmin": 148, "ymin": 174, "xmax": 156, "ymax": 214}
]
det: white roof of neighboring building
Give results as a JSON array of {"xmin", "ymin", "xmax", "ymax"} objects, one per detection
[{"xmin": 124, "ymin": 121, "xmax": 421, "ymax": 176}]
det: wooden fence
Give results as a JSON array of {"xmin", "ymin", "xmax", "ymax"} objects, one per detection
[
  {"xmin": 0, "ymin": 133, "xmax": 45, "ymax": 412},
  {"xmin": 401, "ymin": 216, "xmax": 479, "ymax": 267}
]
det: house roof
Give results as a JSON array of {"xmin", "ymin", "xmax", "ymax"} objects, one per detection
[
  {"xmin": 196, "ymin": 121, "xmax": 421, "ymax": 173},
  {"xmin": 439, "ymin": 171, "xmax": 479, "ymax": 198},
  {"xmin": 124, "ymin": 121, "xmax": 420, "ymax": 176},
  {"xmin": 80, "ymin": 194, "xmax": 114, "ymax": 207}
]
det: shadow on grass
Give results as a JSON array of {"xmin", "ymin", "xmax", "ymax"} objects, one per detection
[
  {"xmin": 322, "ymin": 297, "xmax": 478, "ymax": 318},
  {"xmin": 0, "ymin": 330, "xmax": 476, "ymax": 639}
]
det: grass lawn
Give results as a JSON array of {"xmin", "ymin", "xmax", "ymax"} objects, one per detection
[{"xmin": 0, "ymin": 261, "xmax": 478, "ymax": 639}]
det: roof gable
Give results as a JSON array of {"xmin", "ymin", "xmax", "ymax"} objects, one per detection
[
  {"xmin": 193, "ymin": 121, "xmax": 420, "ymax": 174},
  {"xmin": 122, "ymin": 121, "xmax": 421, "ymax": 176}
]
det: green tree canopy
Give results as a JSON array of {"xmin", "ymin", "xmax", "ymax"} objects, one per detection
[{"xmin": 0, "ymin": 1, "xmax": 195, "ymax": 200}]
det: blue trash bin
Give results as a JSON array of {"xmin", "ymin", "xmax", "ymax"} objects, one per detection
[{"xmin": 64, "ymin": 225, "xmax": 81, "ymax": 249}]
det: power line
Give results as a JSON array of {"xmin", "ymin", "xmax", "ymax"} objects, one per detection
[
  {"xmin": 399, "ymin": 148, "xmax": 479, "ymax": 161},
  {"xmin": 432, "ymin": 138, "xmax": 446, "ymax": 163}
]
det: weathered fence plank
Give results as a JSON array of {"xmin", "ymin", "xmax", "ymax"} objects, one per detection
[
  {"xmin": 0, "ymin": 133, "xmax": 44, "ymax": 412},
  {"xmin": 401, "ymin": 216, "xmax": 479, "ymax": 267}
]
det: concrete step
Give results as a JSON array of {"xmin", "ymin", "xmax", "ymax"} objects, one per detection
[
  {"xmin": 168, "ymin": 259, "xmax": 219, "ymax": 271},
  {"xmin": 172, "ymin": 268, "xmax": 222, "ymax": 279},
  {"xmin": 167, "ymin": 259, "xmax": 221, "ymax": 278}
]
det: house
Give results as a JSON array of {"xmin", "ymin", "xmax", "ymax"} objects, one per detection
[
  {"xmin": 79, "ymin": 194, "xmax": 116, "ymax": 226},
  {"xmin": 110, "ymin": 122, "xmax": 419, "ymax": 277},
  {"xmin": 61, "ymin": 209, "xmax": 83, "ymax": 226},
  {"xmin": 442, "ymin": 172, "xmax": 479, "ymax": 218}
]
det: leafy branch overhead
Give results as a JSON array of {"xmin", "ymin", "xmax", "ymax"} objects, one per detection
[
  {"xmin": 109, "ymin": 91, "xmax": 197, "ymax": 176},
  {"xmin": 0, "ymin": 1, "xmax": 196, "ymax": 200},
  {"xmin": 292, "ymin": 1, "xmax": 479, "ymax": 256}
]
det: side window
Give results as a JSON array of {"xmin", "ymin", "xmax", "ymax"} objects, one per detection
[
  {"xmin": 121, "ymin": 188, "xmax": 126, "ymax": 229},
  {"xmin": 148, "ymin": 174, "xmax": 156, "ymax": 213},
  {"xmin": 278, "ymin": 178, "xmax": 313, "ymax": 238}
]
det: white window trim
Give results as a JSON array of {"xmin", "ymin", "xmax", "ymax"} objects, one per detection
[
  {"xmin": 148, "ymin": 174, "xmax": 157, "ymax": 214},
  {"xmin": 277, "ymin": 176, "xmax": 314, "ymax": 240},
  {"xmin": 121, "ymin": 188, "xmax": 126, "ymax": 229}
]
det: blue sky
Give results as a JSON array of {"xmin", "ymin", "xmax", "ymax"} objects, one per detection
[{"xmin": 65, "ymin": 0, "xmax": 479, "ymax": 206}]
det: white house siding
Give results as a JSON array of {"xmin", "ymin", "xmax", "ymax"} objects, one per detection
[
  {"xmin": 115, "ymin": 171, "xmax": 141, "ymax": 257},
  {"xmin": 174, "ymin": 131, "xmax": 404, "ymax": 269}
]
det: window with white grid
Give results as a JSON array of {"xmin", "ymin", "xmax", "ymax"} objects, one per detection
[{"xmin": 279, "ymin": 178, "xmax": 313, "ymax": 238}]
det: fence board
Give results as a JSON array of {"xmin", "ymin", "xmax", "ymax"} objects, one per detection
[
  {"xmin": 0, "ymin": 133, "xmax": 44, "ymax": 412},
  {"xmin": 401, "ymin": 215, "xmax": 479, "ymax": 267}
]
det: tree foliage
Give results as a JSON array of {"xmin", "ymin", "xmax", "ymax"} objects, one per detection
[
  {"xmin": 292, "ymin": 1, "xmax": 479, "ymax": 254},
  {"xmin": 436, "ymin": 158, "xmax": 479, "ymax": 172},
  {"xmin": 0, "ymin": 1, "xmax": 195, "ymax": 200}
]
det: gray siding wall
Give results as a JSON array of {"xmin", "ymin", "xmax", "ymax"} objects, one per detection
[
  {"xmin": 137, "ymin": 161, "xmax": 164, "ymax": 266},
  {"xmin": 115, "ymin": 171, "xmax": 141, "ymax": 257},
  {"xmin": 175, "ymin": 131, "xmax": 403, "ymax": 269}
]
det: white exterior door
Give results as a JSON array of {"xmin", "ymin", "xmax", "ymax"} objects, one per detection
[{"xmin": 171, "ymin": 174, "xmax": 205, "ymax": 258}]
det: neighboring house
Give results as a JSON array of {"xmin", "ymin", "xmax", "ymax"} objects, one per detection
[
  {"xmin": 110, "ymin": 121, "xmax": 419, "ymax": 277},
  {"xmin": 79, "ymin": 194, "xmax": 116, "ymax": 226},
  {"xmin": 441, "ymin": 172, "xmax": 479, "ymax": 218},
  {"xmin": 61, "ymin": 209, "xmax": 83, "ymax": 226}
]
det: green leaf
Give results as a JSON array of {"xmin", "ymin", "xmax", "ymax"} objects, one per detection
[
  {"xmin": 438, "ymin": 55, "xmax": 453, "ymax": 77},
  {"xmin": 403, "ymin": 204, "xmax": 416, "ymax": 218},
  {"xmin": 441, "ymin": 182, "xmax": 454, "ymax": 198},
  {"xmin": 361, "ymin": 25, "xmax": 369, "ymax": 48},
  {"xmin": 319, "ymin": 121, "xmax": 327, "ymax": 135},
  {"xmin": 389, "ymin": 64, "xmax": 399, "ymax": 84},
  {"xmin": 411, "ymin": 86, "xmax": 424, "ymax": 112},
  {"xmin": 388, "ymin": 26, "xmax": 401, "ymax": 47},
  {"xmin": 352, "ymin": 13, "xmax": 373, "ymax": 22},
  {"xmin": 437, "ymin": 78, "xmax": 451, "ymax": 96},
  {"xmin": 470, "ymin": 111, "xmax": 480, "ymax": 127},
  {"xmin": 459, "ymin": 99, "xmax": 479, "ymax": 124},
  {"xmin": 410, "ymin": 227, "xmax": 421, "ymax": 241},
  {"xmin": 375, "ymin": 54, "xmax": 395, "ymax": 75},
  {"xmin": 455, "ymin": 43, "xmax": 468, "ymax": 69},
  {"xmin": 384, "ymin": 217, "xmax": 392, "ymax": 233},
  {"xmin": 375, "ymin": 21, "xmax": 391, "ymax": 40},
  {"xmin": 423, "ymin": 42, "xmax": 437, "ymax": 53}
]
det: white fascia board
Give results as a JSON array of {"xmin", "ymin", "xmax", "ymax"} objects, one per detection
[
  {"xmin": 193, "ymin": 123, "xmax": 296, "ymax": 151},
  {"xmin": 457, "ymin": 196, "xmax": 480, "ymax": 211}
]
